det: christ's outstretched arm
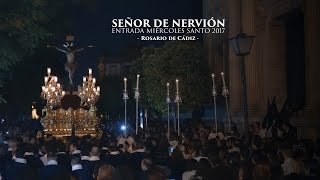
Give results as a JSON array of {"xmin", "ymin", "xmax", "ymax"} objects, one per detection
[
  {"xmin": 74, "ymin": 45, "xmax": 94, "ymax": 53},
  {"xmin": 47, "ymin": 45, "xmax": 67, "ymax": 53}
]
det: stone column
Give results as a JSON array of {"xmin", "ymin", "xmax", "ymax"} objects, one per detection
[
  {"xmin": 203, "ymin": 0, "xmax": 215, "ymax": 72},
  {"xmin": 203, "ymin": 0, "xmax": 224, "ymax": 73},
  {"xmin": 241, "ymin": 0, "xmax": 263, "ymax": 119},
  {"xmin": 228, "ymin": 0, "xmax": 243, "ymax": 126},
  {"xmin": 303, "ymin": 0, "xmax": 320, "ymax": 139}
]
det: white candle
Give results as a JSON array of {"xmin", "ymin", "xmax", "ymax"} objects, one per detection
[
  {"xmin": 47, "ymin": 68, "xmax": 51, "ymax": 75},
  {"xmin": 44, "ymin": 77, "xmax": 48, "ymax": 84},
  {"xmin": 166, "ymin": 83, "xmax": 170, "ymax": 95},
  {"xmin": 124, "ymin": 78, "xmax": 127, "ymax": 91},
  {"xmin": 88, "ymin": 68, "xmax": 92, "ymax": 75},
  {"xmin": 175, "ymin": 79, "xmax": 179, "ymax": 93},
  {"xmin": 62, "ymin": 91, "xmax": 65, "ymax": 96},
  {"xmin": 97, "ymin": 86, "xmax": 100, "ymax": 92},
  {"xmin": 93, "ymin": 78, "xmax": 96, "ymax": 84},
  {"xmin": 212, "ymin": 74, "xmax": 215, "ymax": 88},
  {"xmin": 221, "ymin": 72, "xmax": 226, "ymax": 87},
  {"xmin": 83, "ymin": 77, "xmax": 86, "ymax": 82},
  {"xmin": 136, "ymin": 75, "xmax": 140, "ymax": 89}
]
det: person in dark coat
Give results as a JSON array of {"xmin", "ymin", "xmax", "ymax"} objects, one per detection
[
  {"xmin": 70, "ymin": 154, "xmax": 90, "ymax": 180},
  {"xmin": 38, "ymin": 150, "xmax": 69, "ymax": 180},
  {"xmin": 3, "ymin": 146, "xmax": 35, "ymax": 180},
  {"xmin": 56, "ymin": 141, "xmax": 71, "ymax": 171},
  {"xmin": 104, "ymin": 143, "xmax": 126, "ymax": 167},
  {"xmin": 80, "ymin": 145, "xmax": 91, "ymax": 167},
  {"xmin": 24, "ymin": 143, "xmax": 44, "ymax": 169},
  {"xmin": 84, "ymin": 146, "xmax": 103, "ymax": 180}
]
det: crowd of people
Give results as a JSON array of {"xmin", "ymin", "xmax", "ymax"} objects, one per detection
[{"xmin": 0, "ymin": 119, "xmax": 319, "ymax": 180}]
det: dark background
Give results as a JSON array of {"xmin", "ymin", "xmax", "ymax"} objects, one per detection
[{"xmin": 0, "ymin": 0, "xmax": 202, "ymax": 120}]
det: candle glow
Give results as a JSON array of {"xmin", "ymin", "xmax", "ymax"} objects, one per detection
[
  {"xmin": 124, "ymin": 78, "xmax": 127, "ymax": 91},
  {"xmin": 221, "ymin": 72, "xmax": 226, "ymax": 87},
  {"xmin": 47, "ymin": 68, "xmax": 51, "ymax": 75},
  {"xmin": 175, "ymin": 79, "xmax": 179, "ymax": 93},
  {"xmin": 136, "ymin": 75, "xmax": 140, "ymax": 89},
  {"xmin": 212, "ymin": 74, "xmax": 215, "ymax": 88}
]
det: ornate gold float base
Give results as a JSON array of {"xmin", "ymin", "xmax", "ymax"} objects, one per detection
[{"xmin": 41, "ymin": 106, "xmax": 101, "ymax": 137}]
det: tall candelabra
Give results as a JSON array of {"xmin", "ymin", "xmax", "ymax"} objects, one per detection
[
  {"xmin": 166, "ymin": 83, "xmax": 171, "ymax": 139},
  {"xmin": 123, "ymin": 78, "xmax": 129, "ymax": 137},
  {"xmin": 78, "ymin": 68, "xmax": 100, "ymax": 107},
  {"xmin": 134, "ymin": 75, "xmax": 140, "ymax": 135},
  {"xmin": 211, "ymin": 74, "xmax": 218, "ymax": 134},
  {"xmin": 221, "ymin": 72, "xmax": 231, "ymax": 133},
  {"xmin": 174, "ymin": 79, "xmax": 182, "ymax": 136},
  {"xmin": 145, "ymin": 109, "xmax": 148, "ymax": 130},
  {"xmin": 41, "ymin": 68, "xmax": 65, "ymax": 108}
]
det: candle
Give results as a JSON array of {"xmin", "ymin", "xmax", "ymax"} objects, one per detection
[
  {"xmin": 47, "ymin": 68, "xmax": 51, "ymax": 75},
  {"xmin": 93, "ymin": 78, "xmax": 96, "ymax": 84},
  {"xmin": 124, "ymin": 78, "xmax": 127, "ymax": 91},
  {"xmin": 136, "ymin": 75, "xmax": 140, "ymax": 89},
  {"xmin": 83, "ymin": 77, "xmax": 86, "ymax": 82},
  {"xmin": 166, "ymin": 83, "xmax": 170, "ymax": 95},
  {"xmin": 211, "ymin": 74, "xmax": 215, "ymax": 88},
  {"xmin": 221, "ymin": 72, "xmax": 226, "ymax": 87},
  {"xmin": 88, "ymin": 68, "xmax": 92, "ymax": 75},
  {"xmin": 97, "ymin": 86, "xmax": 100, "ymax": 92},
  {"xmin": 44, "ymin": 77, "xmax": 48, "ymax": 84},
  {"xmin": 175, "ymin": 79, "xmax": 179, "ymax": 93},
  {"xmin": 62, "ymin": 91, "xmax": 65, "ymax": 96}
]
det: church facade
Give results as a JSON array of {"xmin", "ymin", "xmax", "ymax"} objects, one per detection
[{"xmin": 203, "ymin": 0, "xmax": 320, "ymax": 139}]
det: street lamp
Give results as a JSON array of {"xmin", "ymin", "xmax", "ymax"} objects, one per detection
[{"xmin": 229, "ymin": 31, "xmax": 255, "ymax": 137}]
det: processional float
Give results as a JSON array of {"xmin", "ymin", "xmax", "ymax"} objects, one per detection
[{"xmin": 41, "ymin": 35, "xmax": 101, "ymax": 137}]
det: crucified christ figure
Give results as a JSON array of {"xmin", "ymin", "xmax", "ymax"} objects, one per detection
[{"xmin": 47, "ymin": 42, "xmax": 93, "ymax": 86}]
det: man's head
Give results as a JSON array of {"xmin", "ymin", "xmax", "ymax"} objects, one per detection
[
  {"xmin": 90, "ymin": 146, "xmax": 100, "ymax": 157},
  {"xmin": 47, "ymin": 144, "xmax": 57, "ymax": 161},
  {"xmin": 146, "ymin": 166, "xmax": 166, "ymax": 180},
  {"xmin": 8, "ymin": 138, "xmax": 18, "ymax": 152},
  {"xmin": 69, "ymin": 142, "xmax": 78, "ymax": 153},
  {"xmin": 133, "ymin": 141, "xmax": 144, "ymax": 150},
  {"xmin": 281, "ymin": 149, "xmax": 293, "ymax": 160},
  {"xmin": 15, "ymin": 147, "xmax": 26, "ymax": 159},
  {"xmin": 57, "ymin": 141, "xmax": 66, "ymax": 152},
  {"xmin": 141, "ymin": 158, "xmax": 152, "ymax": 171},
  {"xmin": 226, "ymin": 137, "xmax": 235, "ymax": 148},
  {"xmin": 97, "ymin": 164, "xmax": 115, "ymax": 180},
  {"xmin": 47, "ymin": 151, "xmax": 57, "ymax": 161}
]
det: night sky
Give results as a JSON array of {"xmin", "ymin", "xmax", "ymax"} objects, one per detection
[
  {"xmin": 70, "ymin": 0, "xmax": 201, "ymax": 55},
  {"xmin": 60, "ymin": 0, "xmax": 202, "ymax": 85},
  {"xmin": 0, "ymin": 0, "xmax": 202, "ymax": 118}
]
